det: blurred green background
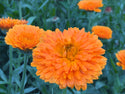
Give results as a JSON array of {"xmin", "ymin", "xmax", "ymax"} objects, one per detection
[{"xmin": 0, "ymin": 0, "xmax": 125, "ymax": 94}]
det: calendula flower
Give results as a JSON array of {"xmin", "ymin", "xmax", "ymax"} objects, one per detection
[
  {"xmin": 5, "ymin": 25, "xmax": 44, "ymax": 50},
  {"xmin": 31, "ymin": 27, "xmax": 107, "ymax": 90},
  {"xmin": 92, "ymin": 26, "xmax": 112, "ymax": 39},
  {"xmin": 116, "ymin": 50, "xmax": 125, "ymax": 70},
  {"xmin": 78, "ymin": 0, "xmax": 103, "ymax": 12},
  {"xmin": 0, "ymin": 17, "xmax": 28, "ymax": 30}
]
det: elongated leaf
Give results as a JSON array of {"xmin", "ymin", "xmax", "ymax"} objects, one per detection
[
  {"xmin": 95, "ymin": 81, "xmax": 105, "ymax": 89},
  {"xmin": 0, "ymin": 88, "xmax": 6, "ymax": 93},
  {"xmin": 21, "ymin": 4, "xmax": 32, "ymax": 10},
  {"xmin": 13, "ymin": 65, "xmax": 23, "ymax": 75},
  {"xmin": 27, "ymin": 16, "xmax": 36, "ymax": 25},
  {"xmin": 24, "ymin": 87, "xmax": 36, "ymax": 93},
  {"xmin": 0, "ymin": 69, "xmax": 7, "ymax": 82},
  {"xmin": 0, "ymin": 81, "xmax": 8, "ymax": 84},
  {"xmin": 14, "ymin": 75, "xmax": 21, "ymax": 88},
  {"xmin": 38, "ymin": 0, "xmax": 49, "ymax": 10}
]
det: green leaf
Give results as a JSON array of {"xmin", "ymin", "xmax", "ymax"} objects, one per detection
[
  {"xmin": 0, "ymin": 81, "xmax": 8, "ymax": 84},
  {"xmin": 13, "ymin": 65, "xmax": 23, "ymax": 75},
  {"xmin": 0, "ymin": 69, "xmax": 7, "ymax": 82},
  {"xmin": 0, "ymin": 88, "xmax": 6, "ymax": 93},
  {"xmin": 27, "ymin": 65, "xmax": 36, "ymax": 78},
  {"xmin": 14, "ymin": 75, "xmax": 21, "ymax": 88},
  {"xmin": 21, "ymin": 4, "xmax": 32, "ymax": 10},
  {"xmin": 38, "ymin": 0, "xmax": 49, "ymax": 10},
  {"xmin": 24, "ymin": 87, "xmax": 36, "ymax": 93},
  {"xmin": 27, "ymin": 16, "xmax": 36, "ymax": 25},
  {"xmin": 0, "ymin": 3, "xmax": 4, "ymax": 14},
  {"xmin": 95, "ymin": 81, "xmax": 105, "ymax": 89}
]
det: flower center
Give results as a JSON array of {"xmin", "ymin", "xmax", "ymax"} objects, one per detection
[{"xmin": 62, "ymin": 44, "xmax": 77, "ymax": 61}]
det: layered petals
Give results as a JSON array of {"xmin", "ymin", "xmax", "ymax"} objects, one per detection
[
  {"xmin": 116, "ymin": 50, "xmax": 125, "ymax": 70},
  {"xmin": 31, "ymin": 27, "xmax": 107, "ymax": 90},
  {"xmin": 92, "ymin": 25, "xmax": 113, "ymax": 39},
  {"xmin": 0, "ymin": 17, "xmax": 28, "ymax": 30},
  {"xmin": 5, "ymin": 25, "xmax": 44, "ymax": 50},
  {"xmin": 78, "ymin": 0, "xmax": 103, "ymax": 12}
]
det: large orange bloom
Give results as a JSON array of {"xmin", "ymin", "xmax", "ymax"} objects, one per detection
[
  {"xmin": 92, "ymin": 26, "xmax": 112, "ymax": 39},
  {"xmin": 116, "ymin": 50, "xmax": 125, "ymax": 70},
  {"xmin": 5, "ymin": 25, "xmax": 44, "ymax": 50},
  {"xmin": 31, "ymin": 27, "xmax": 107, "ymax": 90},
  {"xmin": 78, "ymin": 0, "xmax": 103, "ymax": 12},
  {"xmin": 0, "ymin": 17, "xmax": 28, "ymax": 30}
]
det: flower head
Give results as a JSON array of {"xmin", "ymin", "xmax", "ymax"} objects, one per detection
[
  {"xmin": 78, "ymin": 0, "xmax": 103, "ymax": 12},
  {"xmin": 92, "ymin": 26, "xmax": 112, "ymax": 39},
  {"xmin": 31, "ymin": 27, "xmax": 107, "ymax": 90},
  {"xmin": 105, "ymin": 7, "xmax": 112, "ymax": 13},
  {"xmin": 116, "ymin": 50, "xmax": 125, "ymax": 70},
  {"xmin": 0, "ymin": 17, "xmax": 28, "ymax": 30},
  {"xmin": 5, "ymin": 25, "xmax": 44, "ymax": 50}
]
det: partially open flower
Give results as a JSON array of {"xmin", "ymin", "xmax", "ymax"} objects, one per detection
[
  {"xmin": 116, "ymin": 50, "xmax": 125, "ymax": 70},
  {"xmin": 0, "ymin": 17, "xmax": 28, "ymax": 30},
  {"xmin": 31, "ymin": 27, "xmax": 107, "ymax": 90},
  {"xmin": 105, "ymin": 7, "xmax": 112, "ymax": 13},
  {"xmin": 92, "ymin": 26, "xmax": 113, "ymax": 39},
  {"xmin": 5, "ymin": 25, "xmax": 44, "ymax": 50},
  {"xmin": 78, "ymin": 0, "xmax": 103, "ymax": 12}
]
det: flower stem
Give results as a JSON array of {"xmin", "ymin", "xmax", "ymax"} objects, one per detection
[
  {"xmin": 67, "ymin": 0, "xmax": 70, "ymax": 20},
  {"xmin": 20, "ymin": 53, "xmax": 28, "ymax": 94},
  {"xmin": 87, "ymin": 12, "xmax": 92, "ymax": 31},
  {"xmin": 19, "ymin": 1, "xmax": 22, "ymax": 19},
  {"xmin": 62, "ymin": 88, "xmax": 67, "ymax": 94},
  {"xmin": 8, "ymin": 46, "xmax": 13, "ymax": 94},
  {"xmin": 113, "ymin": 73, "xmax": 121, "ymax": 94}
]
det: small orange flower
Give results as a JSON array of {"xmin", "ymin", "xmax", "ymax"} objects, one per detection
[
  {"xmin": 78, "ymin": 0, "xmax": 103, "ymax": 12},
  {"xmin": 31, "ymin": 27, "xmax": 107, "ymax": 90},
  {"xmin": 5, "ymin": 25, "xmax": 44, "ymax": 50},
  {"xmin": 92, "ymin": 26, "xmax": 112, "ymax": 39},
  {"xmin": 116, "ymin": 50, "xmax": 125, "ymax": 70},
  {"xmin": 0, "ymin": 17, "xmax": 28, "ymax": 30}
]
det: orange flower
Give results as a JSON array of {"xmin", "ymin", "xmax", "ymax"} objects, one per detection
[
  {"xmin": 5, "ymin": 25, "xmax": 44, "ymax": 50},
  {"xmin": 78, "ymin": 0, "xmax": 103, "ymax": 12},
  {"xmin": 0, "ymin": 17, "xmax": 28, "ymax": 30},
  {"xmin": 31, "ymin": 27, "xmax": 107, "ymax": 90},
  {"xmin": 92, "ymin": 26, "xmax": 112, "ymax": 39},
  {"xmin": 116, "ymin": 50, "xmax": 125, "ymax": 70}
]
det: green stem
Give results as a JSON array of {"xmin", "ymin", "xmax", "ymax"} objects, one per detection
[
  {"xmin": 62, "ymin": 88, "xmax": 67, "ymax": 94},
  {"xmin": 8, "ymin": 46, "xmax": 13, "ymax": 94},
  {"xmin": 87, "ymin": 12, "xmax": 92, "ymax": 31},
  {"xmin": 19, "ymin": 1, "xmax": 22, "ymax": 19},
  {"xmin": 109, "ymin": 54, "xmax": 118, "ymax": 73},
  {"xmin": 67, "ymin": 0, "xmax": 70, "ymax": 21},
  {"xmin": 20, "ymin": 53, "xmax": 28, "ymax": 94},
  {"xmin": 113, "ymin": 73, "xmax": 121, "ymax": 94}
]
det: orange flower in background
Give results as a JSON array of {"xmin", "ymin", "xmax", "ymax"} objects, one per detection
[
  {"xmin": 0, "ymin": 17, "xmax": 28, "ymax": 30},
  {"xmin": 31, "ymin": 27, "xmax": 107, "ymax": 90},
  {"xmin": 5, "ymin": 25, "xmax": 44, "ymax": 50},
  {"xmin": 116, "ymin": 50, "xmax": 125, "ymax": 70},
  {"xmin": 92, "ymin": 26, "xmax": 112, "ymax": 39},
  {"xmin": 78, "ymin": 0, "xmax": 103, "ymax": 12}
]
